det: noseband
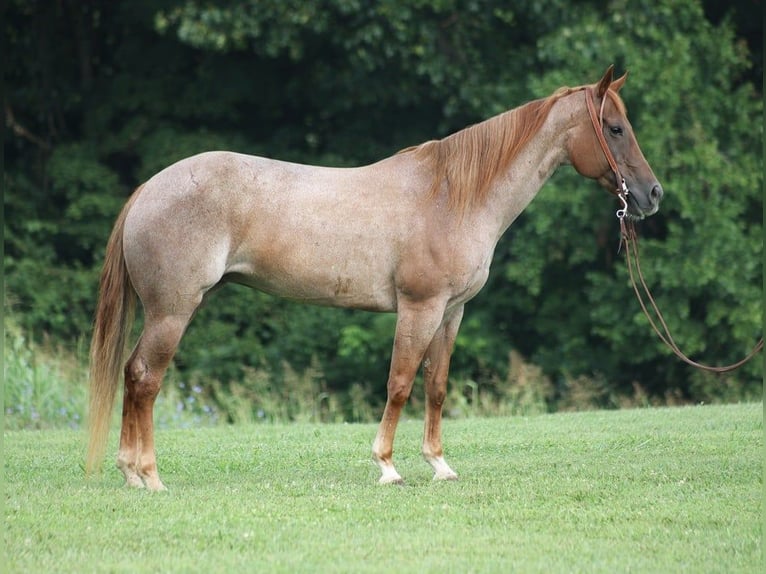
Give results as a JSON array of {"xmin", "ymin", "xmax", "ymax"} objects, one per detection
[{"xmin": 585, "ymin": 87, "xmax": 630, "ymax": 219}]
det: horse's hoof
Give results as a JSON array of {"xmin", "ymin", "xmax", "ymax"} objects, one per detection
[
  {"xmin": 378, "ymin": 474, "xmax": 405, "ymax": 486},
  {"xmin": 143, "ymin": 477, "xmax": 167, "ymax": 492},
  {"xmin": 433, "ymin": 471, "xmax": 459, "ymax": 481},
  {"xmin": 124, "ymin": 475, "xmax": 145, "ymax": 489}
]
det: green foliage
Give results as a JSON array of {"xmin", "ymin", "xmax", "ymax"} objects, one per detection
[
  {"xmin": 477, "ymin": 0, "xmax": 762, "ymax": 397},
  {"xmin": 5, "ymin": 0, "xmax": 762, "ymax": 411},
  {"xmin": 4, "ymin": 306, "xmax": 665, "ymax": 431},
  {"xmin": 3, "ymin": 309, "xmax": 221, "ymax": 430},
  {"xmin": 210, "ymin": 359, "xmax": 344, "ymax": 424},
  {"xmin": 3, "ymin": 316, "xmax": 87, "ymax": 430}
]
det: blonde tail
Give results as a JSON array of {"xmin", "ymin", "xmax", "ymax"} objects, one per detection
[{"xmin": 85, "ymin": 188, "xmax": 141, "ymax": 475}]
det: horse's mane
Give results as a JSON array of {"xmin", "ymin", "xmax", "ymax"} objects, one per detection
[{"xmin": 400, "ymin": 85, "xmax": 597, "ymax": 214}]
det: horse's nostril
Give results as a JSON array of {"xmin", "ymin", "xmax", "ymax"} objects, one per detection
[{"xmin": 650, "ymin": 184, "xmax": 663, "ymax": 202}]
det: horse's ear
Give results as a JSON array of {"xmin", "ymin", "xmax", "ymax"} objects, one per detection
[
  {"xmin": 610, "ymin": 71, "xmax": 628, "ymax": 92},
  {"xmin": 596, "ymin": 65, "xmax": 615, "ymax": 98}
]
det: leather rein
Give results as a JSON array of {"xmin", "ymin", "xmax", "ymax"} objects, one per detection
[{"xmin": 584, "ymin": 87, "xmax": 764, "ymax": 373}]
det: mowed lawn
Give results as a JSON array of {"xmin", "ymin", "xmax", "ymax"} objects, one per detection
[{"xmin": 5, "ymin": 403, "xmax": 763, "ymax": 573}]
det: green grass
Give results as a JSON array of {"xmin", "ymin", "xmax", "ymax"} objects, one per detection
[{"xmin": 5, "ymin": 403, "xmax": 763, "ymax": 573}]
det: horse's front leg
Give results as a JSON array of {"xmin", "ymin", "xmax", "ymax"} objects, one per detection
[
  {"xmin": 422, "ymin": 305, "xmax": 464, "ymax": 481},
  {"xmin": 372, "ymin": 299, "xmax": 447, "ymax": 484}
]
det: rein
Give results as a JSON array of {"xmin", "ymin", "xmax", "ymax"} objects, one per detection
[{"xmin": 584, "ymin": 87, "xmax": 764, "ymax": 373}]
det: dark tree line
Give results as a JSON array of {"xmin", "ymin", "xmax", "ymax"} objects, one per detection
[{"xmin": 5, "ymin": 0, "xmax": 763, "ymax": 414}]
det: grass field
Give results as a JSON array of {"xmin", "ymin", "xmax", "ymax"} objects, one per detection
[{"xmin": 4, "ymin": 403, "xmax": 763, "ymax": 573}]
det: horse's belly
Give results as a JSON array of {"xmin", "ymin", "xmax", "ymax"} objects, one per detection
[{"xmin": 225, "ymin": 246, "xmax": 398, "ymax": 312}]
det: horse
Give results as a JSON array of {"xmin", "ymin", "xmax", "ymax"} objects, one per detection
[{"xmin": 86, "ymin": 65, "xmax": 663, "ymax": 490}]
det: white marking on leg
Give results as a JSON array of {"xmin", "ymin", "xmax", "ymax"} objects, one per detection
[
  {"xmin": 372, "ymin": 434, "xmax": 404, "ymax": 485},
  {"xmin": 426, "ymin": 455, "xmax": 458, "ymax": 481},
  {"xmin": 142, "ymin": 474, "xmax": 167, "ymax": 492},
  {"xmin": 377, "ymin": 465, "xmax": 404, "ymax": 485}
]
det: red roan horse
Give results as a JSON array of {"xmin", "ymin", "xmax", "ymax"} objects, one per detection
[{"xmin": 87, "ymin": 66, "xmax": 662, "ymax": 489}]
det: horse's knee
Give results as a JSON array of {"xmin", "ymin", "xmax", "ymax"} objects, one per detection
[
  {"xmin": 424, "ymin": 364, "xmax": 448, "ymax": 407},
  {"xmin": 387, "ymin": 376, "xmax": 413, "ymax": 406},
  {"xmin": 427, "ymin": 385, "xmax": 447, "ymax": 408},
  {"xmin": 424, "ymin": 353, "xmax": 449, "ymax": 406}
]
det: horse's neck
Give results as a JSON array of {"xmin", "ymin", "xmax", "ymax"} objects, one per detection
[{"xmin": 480, "ymin": 97, "xmax": 575, "ymax": 240}]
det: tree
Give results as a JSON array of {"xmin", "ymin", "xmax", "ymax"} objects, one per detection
[
  {"xmin": 480, "ymin": 0, "xmax": 762, "ymax": 399},
  {"xmin": 5, "ymin": 0, "xmax": 762, "ymax": 412}
]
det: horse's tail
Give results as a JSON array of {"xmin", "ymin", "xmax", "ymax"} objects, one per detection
[{"xmin": 85, "ymin": 187, "xmax": 142, "ymax": 476}]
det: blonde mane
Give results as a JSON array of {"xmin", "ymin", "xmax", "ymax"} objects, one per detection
[{"xmin": 401, "ymin": 85, "xmax": 595, "ymax": 214}]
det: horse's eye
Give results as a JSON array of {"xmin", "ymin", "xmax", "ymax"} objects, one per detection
[{"xmin": 609, "ymin": 125, "xmax": 623, "ymax": 136}]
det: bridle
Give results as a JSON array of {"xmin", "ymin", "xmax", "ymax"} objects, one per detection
[
  {"xmin": 585, "ymin": 87, "xmax": 630, "ymax": 219},
  {"xmin": 584, "ymin": 87, "xmax": 764, "ymax": 373}
]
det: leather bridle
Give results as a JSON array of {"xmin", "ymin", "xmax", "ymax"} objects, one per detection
[
  {"xmin": 585, "ymin": 87, "xmax": 630, "ymax": 219},
  {"xmin": 584, "ymin": 86, "xmax": 764, "ymax": 373}
]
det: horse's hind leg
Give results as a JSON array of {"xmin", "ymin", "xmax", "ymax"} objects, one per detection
[
  {"xmin": 118, "ymin": 313, "xmax": 191, "ymax": 490},
  {"xmin": 422, "ymin": 305, "xmax": 464, "ymax": 481}
]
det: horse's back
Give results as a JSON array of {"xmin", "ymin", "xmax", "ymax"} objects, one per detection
[{"xmin": 122, "ymin": 151, "xmax": 428, "ymax": 312}]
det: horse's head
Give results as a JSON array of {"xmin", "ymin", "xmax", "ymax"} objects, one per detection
[{"xmin": 568, "ymin": 66, "xmax": 663, "ymax": 219}]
